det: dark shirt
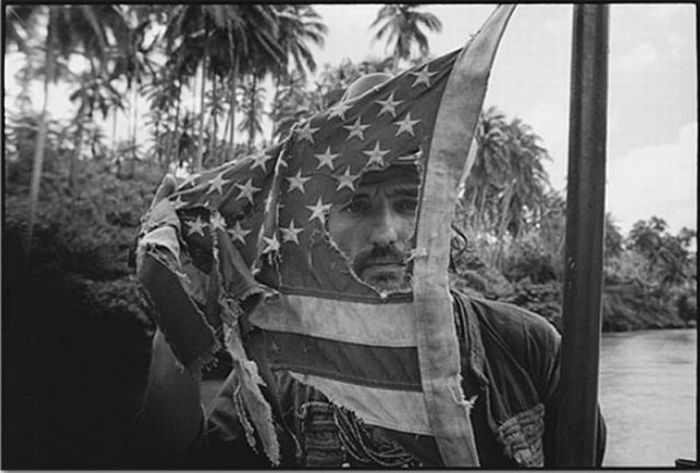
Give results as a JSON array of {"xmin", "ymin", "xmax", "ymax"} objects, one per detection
[{"xmin": 191, "ymin": 292, "xmax": 606, "ymax": 467}]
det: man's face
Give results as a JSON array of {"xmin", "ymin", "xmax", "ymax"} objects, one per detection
[{"xmin": 327, "ymin": 166, "xmax": 419, "ymax": 292}]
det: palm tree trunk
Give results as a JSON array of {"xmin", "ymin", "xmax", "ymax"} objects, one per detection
[
  {"xmin": 154, "ymin": 118, "xmax": 161, "ymax": 165},
  {"xmin": 165, "ymin": 82, "xmax": 182, "ymax": 171},
  {"xmin": 494, "ymin": 180, "xmax": 515, "ymax": 270},
  {"xmin": 247, "ymin": 75, "xmax": 258, "ymax": 151},
  {"xmin": 70, "ymin": 114, "xmax": 84, "ymax": 189},
  {"xmin": 210, "ymin": 76, "xmax": 218, "ymax": 165},
  {"xmin": 228, "ymin": 64, "xmax": 238, "ymax": 158},
  {"xmin": 130, "ymin": 61, "xmax": 139, "ymax": 178},
  {"xmin": 220, "ymin": 107, "xmax": 230, "ymax": 163},
  {"xmin": 475, "ymin": 186, "xmax": 488, "ymax": 235},
  {"xmin": 195, "ymin": 40, "xmax": 208, "ymax": 172},
  {"xmin": 195, "ymin": 61, "xmax": 207, "ymax": 171},
  {"xmin": 393, "ymin": 50, "xmax": 401, "ymax": 73},
  {"xmin": 191, "ymin": 74, "xmax": 197, "ymax": 115},
  {"xmin": 271, "ymin": 77, "xmax": 281, "ymax": 142},
  {"xmin": 111, "ymin": 108, "xmax": 118, "ymax": 163},
  {"xmin": 25, "ymin": 7, "xmax": 56, "ymax": 256}
]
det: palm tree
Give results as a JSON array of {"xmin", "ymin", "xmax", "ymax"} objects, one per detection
[
  {"xmin": 461, "ymin": 107, "xmax": 551, "ymax": 250},
  {"xmin": 270, "ymin": 71, "xmax": 314, "ymax": 141},
  {"xmin": 68, "ymin": 69, "xmax": 124, "ymax": 186},
  {"xmin": 370, "ymin": 4, "xmax": 442, "ymax": 70},
  {"xmin": 6, "ymin": 5, "xmax": 128, "ymax": 254},
  {"xmin": 274, "ymin": 5, "xmax": 327, "ymax": 79},
  {"xmin": 534, "ymin": 190, "xmax": 567, "ymax": 280},
  {"xmin": 237, "ymin": 75, "xmax": 266, "ymax": 151},
  {"xmin": 142, "ymin": 58, "xmax": 184, "ymax": 169},
  {"xmin": 164, "ymin": 5, "xmax": 282, "ymax": 171},
  {"xmin": 268, "ymin": 5, "xmax": 327, "ymax": 141},
  {"xmin": 5, "ymin": 5, "xmax": 40, "ymax": 53},
  {"xmin": 496, "ymin": 118, "xmax": 550, "ymax": 240},
  {"xmin": 106, "ymin": 5, "xmax": 158, "ymax": 176},
  {"xmin": 462, "ymin": 106, "xmax": 510, "ymax": 233},
  {"xmin": 226, "ymin": 6, "xmax": 284, "ymax": 161}
]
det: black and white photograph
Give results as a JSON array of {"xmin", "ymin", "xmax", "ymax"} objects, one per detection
[{"xmin": 2, "ymin": 3, "xmax": 696, "ymax": 469}]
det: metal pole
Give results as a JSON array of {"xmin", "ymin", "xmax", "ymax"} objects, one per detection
[{"xmin": 555, "ymin": 4, "xmax": 609, "ymax": 467}]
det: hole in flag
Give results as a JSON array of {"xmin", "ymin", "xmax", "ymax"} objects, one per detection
[{"xmin": 325, "ymin": 159, "xmax": 422, "ymax": 296}]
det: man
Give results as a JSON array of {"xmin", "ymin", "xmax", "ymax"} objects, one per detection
[{"xmin": 128, "ymin": 73, "xmax": 606, "ymax": 468}]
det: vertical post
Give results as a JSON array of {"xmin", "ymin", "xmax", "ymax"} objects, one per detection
[{"xmin": 556, "ymin": 3, "xmax": 609, "ymax": 467}]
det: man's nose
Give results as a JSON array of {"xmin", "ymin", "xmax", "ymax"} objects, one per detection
[{"xmin": 369, "ymin": 206, "xmax": 402, "ymax": 247}]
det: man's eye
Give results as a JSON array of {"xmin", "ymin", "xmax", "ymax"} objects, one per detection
[
  {"xmin": 395, "ymin": 199, "xmax": 418, "ymax": 213},
  {"xmin": 344, "ymin": 199, "xmax": 371, "ymax": 215}
]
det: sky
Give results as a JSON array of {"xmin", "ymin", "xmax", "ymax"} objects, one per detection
[
  {"xmin": 4, "ymin": 4, "xmax": 696, "ymax": 235},
  {"xmin": 308, "ymin": 4, "xmax": 697, "ymax": 235}
]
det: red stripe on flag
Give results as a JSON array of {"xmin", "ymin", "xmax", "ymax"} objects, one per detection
[{"xmin": 265, "ymin": 331, "xmax": 421, "ymax": 391}]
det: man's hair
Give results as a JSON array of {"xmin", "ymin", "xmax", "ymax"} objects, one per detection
[{"xmin": 342, "ymin": 73, "xmax": 392, "ymax": 102}]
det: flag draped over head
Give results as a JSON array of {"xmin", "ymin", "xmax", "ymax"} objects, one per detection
[{"xmin": 136, "ymin": 5, "xmax": 514, "ymax": 467}]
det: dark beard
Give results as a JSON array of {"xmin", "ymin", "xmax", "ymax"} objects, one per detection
[{"xmin": 352, "ymin": 245, "xmax": 411, "ymax": 292}]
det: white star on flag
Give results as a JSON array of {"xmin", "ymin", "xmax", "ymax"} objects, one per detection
[
  {"xmin": 343, "ymin": 116, "xmax": 371, "ymax": 141},
  {"xmin": 376, "ymin": 92, "xmax": 403, "ymax": 117},
  {"xmin": 262, "ymin": 234, "xmax": 281, "ymax": 254},
  {"xmin": 306, "ymin": 197, "xmax": 332, "ymax": 224},
  {"xmin": 171, "ymin": 195, "xmax": 187, "ymax": 210},
  {"xmin": 210, "ymin": 212, "xmax": 227, "ymax": 231},
  {"xmin": 394, "ymin": 113, "xmax": 421, "ymax": 137},
  {"xmin": 180, "ymin": 173, "xmax": 199, "ymax": 189},
  {"xmin": 186, "ymin": 216, "xmax": 207, "ymax": 237},
  {"xmin": 286, "ymin": 169, "xmax": 311, "ymax": 194},
  {"xmin": 206, "ymin": 172, "xmax": 230, "ymax": 195},
  {"xmin": 228, "ymin": 220, "xmax": 251, "ymax": 244},
  {"xmin": 409, "ymin": 65, "xmax": 437, "ymax": 87},
  {"xmin": 328, "ymin": 101, "xmax": 351, "ymax": 120},
  {"xmin": 235, "ymin": 178, "xmax": 260, "ymax": 204},
  {"xmin": 335, "ymin": 167, "xmax": 360, "ymax": 191},
  {"xmin": 280, "ymin": 220, "xmax": 304, "ymax": 244},
  {"xmin": 314, "ymin": 146, "xmax": 340, "ymax": 170},
  {"xmin": 297, "ymin": 120, "xmax": 319, "ymax": 143},
  {"xmin": 249, "ymin": 151, "xmax": 271, "ymax": 171},
  {"xmin": 363, "ymin": 141, "xmax": 390, "ymax": 167}
]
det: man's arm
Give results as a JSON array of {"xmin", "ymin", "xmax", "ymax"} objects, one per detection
[
  {"xmin": 126, "ymin": 329, "xmax": 204, "ymax": 466},
  {"xmin": 127, "ymin": 175, "xmax": 205, "ymax": 465}
]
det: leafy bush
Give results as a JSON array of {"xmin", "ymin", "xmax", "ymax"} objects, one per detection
[
  {"xmin": 502, "ymin": 233, "xmax": 558, "ymax": 284},
  {"xmin": 501, "ymin": 279, "xmax": 562, "ymax": 328},
  {"xmin": 601, "ymin": 283, "xmax": 686, "ymax": 331},
  {"xmin": 453, "ymin": 213, "xmax": 696, "ymax": 332},
  {"xmin": 676, "ymin": 290, "xmax": 697, "ymax": 323},
  {"xmin": 6, "ymin": 156, "xmax": 164, "ymax": 279},
  {"xmin": 450, "ymin": 232, "xmax": 514, "ymax": 299}
]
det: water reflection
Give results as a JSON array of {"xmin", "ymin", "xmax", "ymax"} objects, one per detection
[{"xmin": 600, "ymin": 328, "xmax": 697, "ymax": 467}]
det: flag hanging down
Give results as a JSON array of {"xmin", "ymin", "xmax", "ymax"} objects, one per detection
[{"xmin": 136, "ymin": 4, "xmax": 514, "ymax": 466}]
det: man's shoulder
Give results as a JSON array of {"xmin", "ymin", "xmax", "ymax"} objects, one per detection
[{"xmin": 453, "ymin": 291, "xmax": 561, "ymax": 352}]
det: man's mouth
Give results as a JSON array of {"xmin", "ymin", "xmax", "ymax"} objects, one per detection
[
  {"xmin": 356, "ymin": 259, "xmax": 406, "ymax": 282},
  {"xmin": 351, "ymin": 249, "xmax": 411, "ymax": 291}
]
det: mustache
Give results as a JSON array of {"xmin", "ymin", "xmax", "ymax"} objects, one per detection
[{"xmin": 353, "ymin": 245, "xmax": 410, "ymax": 272}]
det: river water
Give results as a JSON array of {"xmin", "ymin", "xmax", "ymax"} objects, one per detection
[{"xmin": 600, "ymin": 328, "xmax": 697, "ymax": 467}]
